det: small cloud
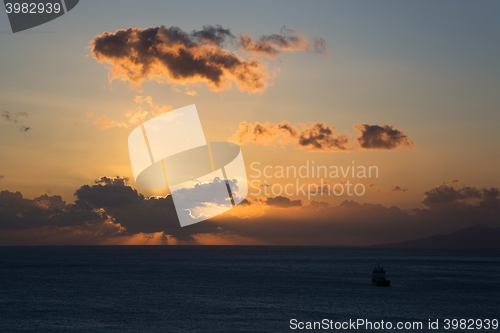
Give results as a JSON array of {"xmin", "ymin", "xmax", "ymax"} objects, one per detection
[
  {"xmin": 392, "ymin": 185, "xmax": 408, "ymax": 192},
  {"xmin": 0, "ymin": 175, "xmax": 4, "ymax": 181},
  {"xmin": 2, "ymin": 111, "xmax": 31, "ymax": 131},
  {"xmin": 308, "ymin": 200, "xmax": 330, "ymax": 209},
  {"xmin": 96, "ymin": 116, "xmax": 128, "ymax": 131},
  {"xmin": 95, "ymin": 176, "xmax": 129, "ymax": 186},
  {"xmin": 2, "ymin": 111, "xmax": 29, "ymax": 122},
  {"xmin": 90, "ymin": 96, "xmax": 173, "ymax": 131},
  {"xmin": 312, "ymin": 38, "xmax": 331, "ymax": 56},
  {"xmin": 237, "ymin": 26, "xmax": 309, "ymax": 58},
  {"xmin": 354, "ymin": 124, "xmax": 415, "ymax": 151},
  {"xmin": 263, "ymin": 195, "xmax": 303, "ymax": 208},
  {"xmin": 368, "ymin": 183, "xmax": 408, "ymax": 194}
]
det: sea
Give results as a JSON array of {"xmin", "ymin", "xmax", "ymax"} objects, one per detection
[{"xmin": 0, "ymin": 246, "xmax": 499, "ymax": 332}]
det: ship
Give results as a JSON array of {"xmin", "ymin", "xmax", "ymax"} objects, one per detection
[{"xmin": 371, "ymin": 264, "xmax": 390, "ymax": 287}]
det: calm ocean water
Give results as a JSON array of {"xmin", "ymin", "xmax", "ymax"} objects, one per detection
[{"xmin": 0, "ymin": 246, "xmax": 498, "ymax": 332}]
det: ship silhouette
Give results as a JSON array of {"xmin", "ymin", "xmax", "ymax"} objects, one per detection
[{"xmin": 371, "ymin": 264, "xmax": 391, "ymax": 287}]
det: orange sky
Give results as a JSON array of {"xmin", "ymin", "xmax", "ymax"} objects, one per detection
[{"xmin": 0, "ymin": 2, "xmax": 499, "ymax": 245}]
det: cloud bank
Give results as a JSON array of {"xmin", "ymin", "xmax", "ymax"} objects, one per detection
[{"xmin": 0, "ymin": 178, "xmax": 498, "ymax": 246}]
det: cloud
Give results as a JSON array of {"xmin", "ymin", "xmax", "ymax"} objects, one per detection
[
  {"xmin": 91, "ymin": 26, "xmax": 268, "ymax": 93},
  {"xmin": 95, "ymin": 116, "xmax": 128, "ymax": 130},
  {"xmin": 95, "ymin": 176, "xmax": 129, "ymax": 186},
  {"xmin": 392, "ymin": 185, "xmax": 408, "ymax": 192},
  {"xmin": 73, "ymin": 176, "xmax": 223, "ymax": 239},
  {"xmin": 421, "ymin": 180, "xmax": 483, "ymax": 208},
  {"xmin": 34, "ymin": 194, "xmax": 66, "ymax": 210},
  {"xmin": 169, "ymin": 177, "xmax": 236, "ymax": 210},
  {"xmin": 309, "ymin": 200, "xmax": 331, "ymax": 209},
  {"xmin": 308, "ymin": 180, "xmax": 350, "ymax": 195},
  {"xmin": 354, "ymin": 124, "xmax": 415, "ymax": 150},
  {"xmin": 367, "ymin": 183, "xmax": 409, "ymax": 194},
  {"xmin": 312, "ymin": 38, "xmax": 331, "ymax": 56},
  {"xmin": 2, "ymin": 111, "xmax": 31, "ymax": 132},
  {"xmin": 410, "ymin": 180, "xmax": 500, "ymax": 237},
  {"xmin": 90, "ymin": 95, "xmax": 173, "ymax": 130},
  {"xmin": 0, "ymin": 190, "xmax": 102, "ymax": 231},
  {"xmin": 297, "ymin": 123, "xmax": 351, "ymax": 152},
  {"xmin": 230, "ymin": 121, "xmax": 351, "ymax": 152},
  {"xmin": 131, "ymin": 95, "xmax": 173, "ymax": 119},
  {"xmin": 263, "ymin": 195, "xmax": 303, "ymax": 208},
  {"xmin": 75, "ymin": 176, "xmax": 145, "ymax": 208},
  {"xmin": 0, "ymin": 175, "xmax": 4, "ymax": 181},
  {"xmin": 2, "ymin": 111, "xmax": 28, "ymax": 122},
  {"xmin": 190, "ymin": 24, "xmax": 234, "ymax": 46},
  {"xmin": 237, "ymin": 26, "xmax": 309, "ymax": 58},
  {"xmin": 91, "ymin": 25, "xmax": 329, "ymax": 93}
]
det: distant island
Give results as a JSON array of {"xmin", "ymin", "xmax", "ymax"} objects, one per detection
[{"xmin": 372, "ymin": 225, "xmax": 500, "ymax": 249}]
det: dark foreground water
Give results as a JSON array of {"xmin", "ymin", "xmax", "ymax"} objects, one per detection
[{"xmin": 0, "ymin": 246, "xmax": 499, "ymax": 333}]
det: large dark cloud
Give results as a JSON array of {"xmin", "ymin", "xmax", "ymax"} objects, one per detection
[
  {"xmin": 354, "ymin": 124, "xmax": 415, "ymax": 150},
  {"xmin": 75, "ymin": 176, "xmax": 144, "ymax": 209},
  {"xmin": 73, "ymin": 177, "xmax": 219, "ymax": 239},
  {"xmin": 91, "ymin": 26, "xmax": 266, "ymax": 92},
  {"xmin": 411, "ymin": 181, "xmax": 500, "ymax": 235},
  {"xmin": 421, "ymin": 180, "xmax": 482, "ymax": 208},
  {"xmin": 0, "ymin": 190, "xmax": 101, "ymax": 230}
]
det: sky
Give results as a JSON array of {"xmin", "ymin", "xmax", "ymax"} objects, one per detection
[{"xmin": 0, "ymin": 0, "xmax": 499, "ymax": 245}]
